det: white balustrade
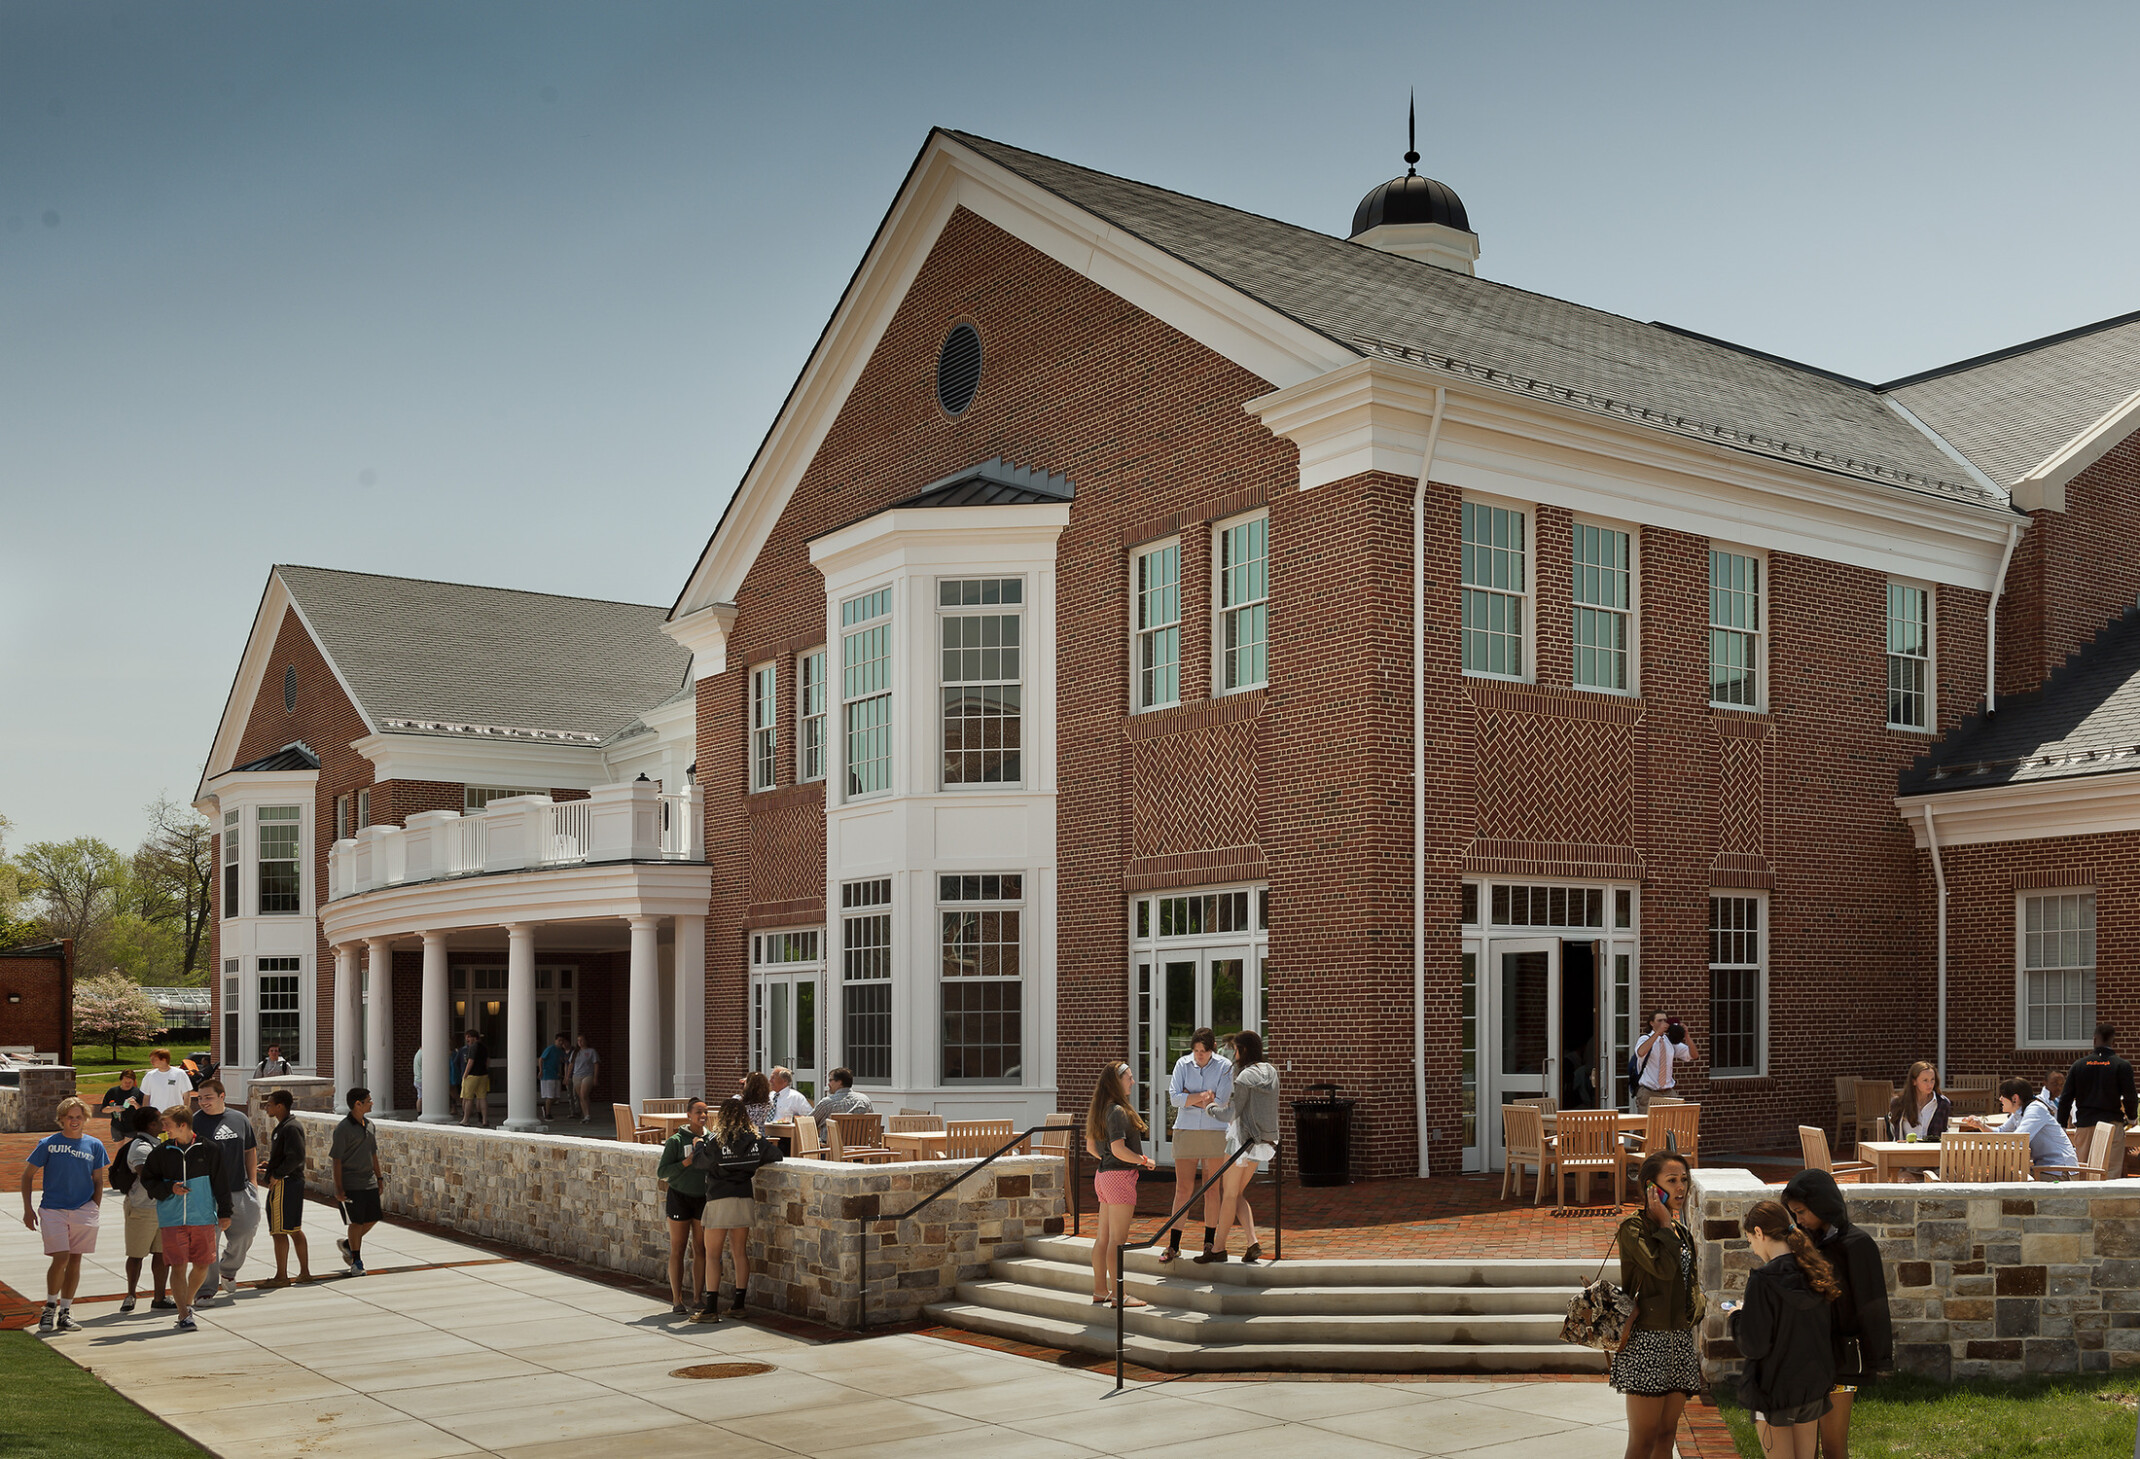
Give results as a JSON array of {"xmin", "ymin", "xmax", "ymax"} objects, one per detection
[
  {"xmin": 449, "ymin": 813, "xmax": 488, "ymax": 876},
  {"xmin": 544, "ymin": 798, "xmax": 593, "ymax": 864}
]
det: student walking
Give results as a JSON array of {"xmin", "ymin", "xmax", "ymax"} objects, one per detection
[
  {"xmin": 2061, "ymin": 1023, "xmax": 2138, "ymax": 1178},
  {"xmin": 460, "ymin": 1030, "xmax": 492, "ymax": 1127},
  {"xmin": 1085, "ymin": 1059, "xmax": 1156, "ymax": 1307},
  {"xmin": 692, "ymin": 1095, "xmax": 780, "ymax": 1323},
  {"xmin": 448, "ymin": 1038, "xmax": 469, "ymax": 1121},
  {"xmin": 96, "ymin": 1070, "xmax": 148, "ymax": 1140},
  {"xmin": 656, "ymin": 1099, "xmax": 712, "ymax": 1314},
  {"xmin": 1631, "ymin": 1014, "xmax": 1698, "ymax": 1113},
  {"xmin": 114, "ymin": 1106, "xmax": 171, "ymax": 1313},
  {"xmin": 540, "ymin": 1033, "xmax": 570, "ymax": 1121},
  {"xmin": 329, "ymin": 1087, "xmax": 385, "ymax": 1276},
  {"xmin": 1161, "ymin": 1027, "xmax": 1232, "ymax": 1264},
  {"xmin": 1613, "ymin": 1151, "xmax": 1704, "ymax": 1459},
  {"xmin": 1781, "ymin": 1168, "xmax": 1893, "ymax": 1459},
  {"xmin": 1728, "ymin": 1200, "xmax": 1841, "ymax": 1458},
  {"xmin": 19, "ymin": 1096, "xmax": 110, "ymax": 1335},
  {"xmin": 262, "ymin": 1089, "xmax": 313, "ymax": 1284},
  {"xmin": 190, "ymin": 1080, "xmax": 259, "ymax": 1303},
  {"xmin": 1199, "ymin": 1029, "xmax": 1278, "ymax": 1265},
  {"xmin": 571, "ymin": 1036, "xmax": 601, "ymax": 1125},
  {"xmin": 140, "ymin": 1049, "xmax": 194, "ymax": 1114},
  {"xmin": 141, "ymin": 1105, "xmax": 231, "ymax": 1333}
]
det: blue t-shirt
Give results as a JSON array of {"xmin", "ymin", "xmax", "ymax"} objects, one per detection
[
  {"xmin": 28, "ymin": 1132, "xmax": 108, "ymax": 1211},
  {"xmin": 539, "ymin": 1044, "xmax": 566, "ymax": 1081}
]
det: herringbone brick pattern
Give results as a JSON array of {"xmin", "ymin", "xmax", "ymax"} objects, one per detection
[
  {"xmin": 1130, "ymin": 717, "xmax": 1260, "ymax": 859},
  {"xmin": 749, "ymin": 793, "xmax": 827, "ymax": 912},
  {"xmin": 1477, "ymin": 709, "xmax": 1635, "ymax": 847},
  {"xmin": 1715, "ymin": 733, "xmax": 1765, "ymax": 857}
]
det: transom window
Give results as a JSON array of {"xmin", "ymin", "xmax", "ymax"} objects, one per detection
[
  {"xmin": 750, "ymin": 662, "xmax": 779, "ymax": 792},
  {"xmin": 256, "ymin": 806, "xmax": 300, "ymax": 915},
  {"xmin": 221, "ymin": 811, "xmax": 239, "ymax": 914},
  {"xmin": 940, "ymin": 873, "xmax": 1023, "ymax": 1083},
  {"xmin": 2022, "ymin": 891, "xmax": 2095, "ymax": 1045},
  {"xmin": 1571, "ymin": 523, "xmax": 1632, "ymax": 692},
  {"xmin": 465, "ymin": 786, "xmax": 542, "ymax": 812},
  {"xmin": 1709, "ymin": 549, "xmax": 1763, "ymax": 708},
  {"xmin": 841, "ymin": 877, "xmax": 892, "ymax": 1081},
  {"xmin": 939, "ymin": 578, "xmax": 1023, "ymax": 786},
  {"xmin": 1491, "ymin": 884, "xmax": 1605, "ymax": 929},
  {"xmin": 797, "ymin": 649, "xmax": 827, "ymax": 783},
  {"xmin": 1133, "ymin": 542, "xmax": 1181, "ymax": 712},
  {"xmin": 1887, "ymin": 583, "xmax": 1931, "ymax": 730},
  {"xmin": 258, "ymin": 957, "xmax": 301, "ymax": 1062},
  {"xmin": 842, "ymin": 589, "xmax": 893, "ymax": 798},
  {"xmin": 1461, "ymin": 500, "xmax": 1527, "ymax": 677},
  {"xmin": 1709, "ymin": 895, "xmax": 1763, "ymax": 1076},
  {"xmin": 1138, "ymin": 889, "xmax": 1261, "ymax": 939},
  {"xmin": 753, "ymin": 929, "xmax": 822, "ymax": 965},
  {"xmin": 1218, "ymin": 515, "xmax": 1269, "ymax": 691}
]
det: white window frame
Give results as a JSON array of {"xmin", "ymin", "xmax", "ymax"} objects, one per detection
[
  {"xmin": 257, "ymin": 956, "xmax": 303, "ymax": 1067},
  {"xmin": 796, "ymin": 647, "xmax": 827, "ymax": 784},
  {"xmin": 2017, "ymin": 888, "xmax": 2096, "ymax": 1049},
  {"xmin": 751, "ymin": 927, "xmax": 826, "ymax": 1092},
  {"xmin": 334, "ymin": 794, "xmax": 351, "ymax": 843},
  {"xmin": 1707, "ymin": 892, "xmax": 1765, "ymax": 1078},
  {"xmin": 1571, "ymin": 518, "xmax": 1637, "ymax": 695},
  {"xmin": 1215, "ymin": 510, "xmax": 1269, "ymax": 694},
  {"xmin": 938, "ymin": 873, "xmax": 1025, "ymax": 1085},
  {"xmin": 841, "ymin": 587, "xmax": 894, "ymax": 801},
  {"xmin": 1131, "ymin": 539, "xmax": 1182, "ymax": 712},
  {"xmin": 749, "ymin": 661, "xmax": 779, "ymax": 793},
  {"xmin": 1886, "ymin": 580, "xmax": 1934, "ymax": 732},
  {"xmin": 355, "ymin": 787, "xmax": 371, "ymax": 830},
  {"xmin": 1708, "ymin": 545, "xmax": 1766, "ymax": 711},
  {"xmin": 256, "ymin": 805, "xmax": 302, "ymax": 917},
  {"xmin": 839, "ymin": 877, "xmax": 894, "ymax": 1084},
  {"xmin": 937, "ymin": 577, "xmax": 1025, "ymax": 789},
  {"xmin": 1460, "ymin": 494, "xmax": 1532, "ymax": 682},
  {"xmin": 465, "ymin": 786, "xmax": 542, "ymax": 812},
  {"xmin": 221, "ymin": 810, "xmax": 240, "ymax": 918}
]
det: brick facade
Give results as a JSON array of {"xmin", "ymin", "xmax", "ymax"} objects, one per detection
[{"xmin": 0, "ymin": 941, "xmax": 72, "ymax": 1064}]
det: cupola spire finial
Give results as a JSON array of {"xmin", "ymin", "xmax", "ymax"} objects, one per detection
[{"xmin": 1404, "ymin": 89, "xmax": 1419, "ymax": 174}]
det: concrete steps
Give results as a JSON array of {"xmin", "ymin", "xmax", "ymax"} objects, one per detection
[{"xmin": 923, "ymin": 1234, "xmax": 1607, "ymax": 1374}]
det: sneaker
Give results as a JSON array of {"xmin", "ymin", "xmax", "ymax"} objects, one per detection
[
  {"xmin": 195, "ymin": 1283, "xmax": 220, "ymax": 1304},
  {"xmin": 691, "ymin": 1301, "xmax": 720, "ymax": 1324},
  {"xmin": 55, "ymin": 1310, "xmax": 82, "ymax": 1334},
  {"xmin": 120, "ymin": 1295, "xmax": 138, "ymax": 1315},
  {"xmin": 37, "ymin": 1304, "xmax": 55, "ymax": 1335},
  {"xmin": 150, "ymin": 1297, "xmax": 177, "ymax": 1311},
  {"xmin": 349, "ymin": 1254, "xmax": 366, "ymax": 1277},
  {"xmin": 336, "ymin": 1237, "xmax": 351, "ymax": 1264},
  {"xmin": 671, "ymin": 1302, "xmax": 687, "ymax": 1316},
  {"xmin": 175, "ymin": 1316, "xmax": 198, "ymax": 1333}
]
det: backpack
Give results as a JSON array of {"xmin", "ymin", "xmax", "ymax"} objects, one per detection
[{"xmin": 110, "ymin": 1135, "xmax": 151, "ymax": 1196}]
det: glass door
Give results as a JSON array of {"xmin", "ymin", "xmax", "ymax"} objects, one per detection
[
  {"xmin": 753, "ymin": 971, "xmax": 821, "ymax": 1099},
  {"xmin": 1486, "ymin": 938, "xmax": 1559, "ymax": 1169},
  {"xmin": 1148, "ymin": 947, "xmax": 1257, "ymax": 1162}
]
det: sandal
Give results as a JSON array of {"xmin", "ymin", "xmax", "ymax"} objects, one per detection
[
  {"xmin": 1157, "ymin": 1246, "xmax": 1179, "ymax": 1264},
  {"xmin": 1191, "ymin": 1250, "xmax": 1228, "ymax": 1264},
  {"xmin": 1241, "ymin": 1243, "xmax": 1263, "ymax": 1265}
]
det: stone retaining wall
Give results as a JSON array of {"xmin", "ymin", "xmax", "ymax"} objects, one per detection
[
  {"xmin": 1692, "ymin": 1167, "xmax": 2140, "ymax": 1382},
  {"xmin": 289, "ymin": 1114, "xmax": 1065, "ymax": 1327},
  {"xmin": 0, "ymin": 1066, "xmax": 76, "ymax": 1133}
]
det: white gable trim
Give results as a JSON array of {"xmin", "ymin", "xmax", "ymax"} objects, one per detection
[
  {"xmin": 350, "ymin": 733, "xmax": 606, "ymax": 791},
  {"xmin": 2009, "ymin": 387, "xmax": 2140, "ymax": 513},
  {"xmin": 669, "ymin": 131, "xmax": 1350, "ymax": 620},
  {"xmin": 1898, "ymin": 774, "xmax": 2140, "ymax": 848}
]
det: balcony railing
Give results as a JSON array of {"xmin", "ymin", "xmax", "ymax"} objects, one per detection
[{"xmin": 328, "ymin": 783, "xmax": 704, "ymax": 902}]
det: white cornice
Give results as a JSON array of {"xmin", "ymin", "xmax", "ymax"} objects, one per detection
[
  {"xmin": 350, "ymin": 733, "xmax": 606, "ymax": 790},
  {"xmin": 320, "ymin": 859, "xmax": 715, "ymax": 945},
  {"xmin": 1246, "ymin": 359, "xmax": 2023, "ymax": 590},
  {"xmin": 194, "ymin": 768, "xmax": 320, "ymax": 818},
  {"xmin": 808, "ymin": 503, "xmax": 1073, "ymax": 581},
  {"xmin": 662, "ymin": 603, "xmax": 738, "ymax": 682},
  {"xmin": 2010, "ymin": 387, "xmax": 2140, "ymax": 513},
  {"xmin": 1897, "ymin": 772, "xmax": 2140, "ymax": 848}
]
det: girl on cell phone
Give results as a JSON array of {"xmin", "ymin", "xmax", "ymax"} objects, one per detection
[{"xmin": 1612, "ymin": 1151, "xmax": 1704, "ymax": 1459}]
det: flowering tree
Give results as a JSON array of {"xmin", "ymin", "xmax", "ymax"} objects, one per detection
[{"xmin": 74, "ymin": 972, "xmax": 165, "ymax": 1063}]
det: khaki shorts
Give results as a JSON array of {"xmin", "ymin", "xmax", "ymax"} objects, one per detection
[
  {"xmin": 124, "ymin": 1204, "xmax": 164, "ymax": 1259},
  {"xmin": 703, "ymin": 1197, "xmax": 755, "ymax": 1229},
  {"xmin": 1170, "ymin": 1128, "xmax": 1227, "ymax": 1160},
  {"xmin": 461, "ymin": 1075, "xmax": 491, "ymax": 1098}
]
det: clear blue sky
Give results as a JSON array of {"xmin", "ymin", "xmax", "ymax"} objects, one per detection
[{"xmin": 5, "ymin": 1, "xmax": 2138, "ymax": 849}]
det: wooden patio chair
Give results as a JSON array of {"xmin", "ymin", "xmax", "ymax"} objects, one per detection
[
  {"xmin": 1946, "ymin": 1075, "xmax": 2000, "ymax": 1092},
  {"xmin": 1945, "ymin": 1088, "xmax": 1996, "ymax": 1118},
  {"xmin": 1939, "ymin": 1130, "xmax": 2030, "ymax": 1182},
  {"xmin": 1500, "ymin": 1103, "xmax": 1549, "ymax": 1201},
  {"xmin": 945, "ymin": 1118, "xmax": 1018, "ymax": 1161},
  {"xmin": 899, "ymin": 1107, "xmax": 931, "ymax": 1116},
  {"xmin": 641, "ymin": 1098, "xmax": 689, "ymax": 1116},
  {"xmin": 888, "ymin": 1114, "xmax": 945, "ymax": 1133},
  {"xmin": 824, "ymin": 1117, "xmax": 898, "ymax": 1164},
  {"xmin": 1512, "ymin": 1095, "xmax": 1558, "ymax": 1120},
  {"xmin": 1648, "ymin": 1102, "xmax": 1701, "ymax": 1166},
  {"xmin": 1550, "ymin": 1109, "xmax": 1625, "ymax": 1209},
  {"xmin": 1834, "ymin": 1074, "xmax": 1861, "ymax": 1152},
  {"xmin": 788, "ymin": 1117, "xmax": 824, "ymax": 1159},
  {"xmin": 1800, "ymin": 1125, "xmax": 1875, "ymax": 1183},
  {"xmin": 1854, "ymin": 1082, "xmax": 1895, "ymax": 1151},
  {"xmin": 1643, "ymin": 1094, "xmax": 1685, "ymax": 1106},
  {"xmin": 2072, "ymin": 1122, "xmax": 2118, "ymax": 1181},
  {"xmin": 1030, "ymin": 1112, "xmax": 1076, "ymax": 1160},
  {"xmin": 612, "ymin": 1102, "xmax": 657, "ymax": 1143}
]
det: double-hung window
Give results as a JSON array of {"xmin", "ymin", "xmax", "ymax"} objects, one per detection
[
  {"xmin": 1461, "ymin": 500, "xmax": 1527, "ymax": 677},
  {"xmin": 841, "ymin": 878, "xmax": 892, "ymax": 1081},
  {"xmin": 334, "ymin": 795, "xmax": 351, "ymax": 842},
  {"xmin": 1708, "ymin": 895, "xmax": 1763, "ymax": 1076},
  {"xmin": 1709, "ymin": 549, "xmax": 1763, "ymax": 708},
  {"xmin": 355, "ymin": 787, "xmax": 371, "ymax": 830},
  {"xmin": 1218, "ymin": 514, "xmax": 1269, "ymax": 691},
  {"xmin": 797, "ymin": 648, "xmax": 827, "ymax": 783},
  {"xmin": 257, "ymin": 806, "xmax": 301, "ymax": 915},
  {"xmin": 1887, "ymin": 582, "xmax": 1931, "ymax": 730},
  {"xmin": 940, "ymin": 874, "xmax": 1023, "ymax": 1083},
  {"xmin": 940, "ymin": 578, "xmax": 1023, "ymax": 786},
  {"xmin": 221, "ymin": 811, "xmax": 239, "ymax": 915},
  {"xmin": 1572, "ymin": 523, "xmax": 1632, "ymax": 692},
  {"xmin": 1133, "ymin": 542, "xmax": 1181, "ymax": 711},
  {"xmin": 258, "ymin": 957, "xmax": 302, "ymax": 1063},
  {"xmin": 842, "ymin": 589, "xmax": 893, "ymax": 798},
  {"xmin": 749, "ymin": 662, "xmax": 779, "ymax": 792},
  {"xmin": 2021, "ymin": 891, "xmax": 2095, "ymax": 1045},
  {"xmin": 222, "ymin": 958, "xmax": 240, "ymax": 1061}
]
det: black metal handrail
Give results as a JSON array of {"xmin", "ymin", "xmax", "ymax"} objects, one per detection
[
  {"xmin": 854, "ymin": 1122, "xmax": 1064, "ymax": 1330},
  {"xmin": 1111, "ymin": 1140, "xmax": 1283, "ymax": 1389}
]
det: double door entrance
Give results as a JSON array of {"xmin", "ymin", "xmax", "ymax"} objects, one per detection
[
  {"xmin": 1469, "ymin": 934, "xmax": 1636, "ymax": 1172},
  {"xmin": 1135, "ymin": 946, "xmax": 1262, "ymax": 1163},
  {"xmin": 451, "ymin": 964, "xmax": 576, "ymax": 1081},
  {"xmin": 752, "ymin": 970, "xmax": 822, "ymax": 1100}
]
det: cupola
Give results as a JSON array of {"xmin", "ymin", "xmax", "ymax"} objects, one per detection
[{"xmin": 1349, "ymin": 97, "xmax": 1480, "ymax": 275}]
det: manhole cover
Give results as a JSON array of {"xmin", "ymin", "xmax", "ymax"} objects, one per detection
[{"xmin": 669, "ymin": 1362, "xmax": 775, "ymax": 1380}]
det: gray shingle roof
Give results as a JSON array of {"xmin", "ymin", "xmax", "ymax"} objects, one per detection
[
  {"xmin": 1885, "ymin": 312, "xmax": 2140, "ymax": 489},
  {"xmin": 950, "ymin": 132, "xmax": 2002, "ymax": 509},
  {"xmin": 276, "ymin": 566, "xmax": 688, "ymax": 741},
  {"xmin": 1903, "ymin": 606, "xmax": 2140, "ymax": 794}
]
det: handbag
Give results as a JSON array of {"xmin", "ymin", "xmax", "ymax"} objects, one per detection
[{"xmin": 1561, "ymin": 1242, "xmax": 1638, "ymax": 1353}]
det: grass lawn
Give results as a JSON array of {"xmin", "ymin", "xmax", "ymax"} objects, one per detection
[
  {"xmin": 0, "ymin": 1331, "xmax": 211, "ymax": 1458},
  {"xmin": 1719, "ymin": 1372, "xmax": 2140, "ymax": 1458},
  {"xmin": 68, "ymin": 1044, "xmax": 212, "ymax": 1090}
]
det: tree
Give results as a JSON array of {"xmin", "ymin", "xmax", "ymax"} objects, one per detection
[
  {"xmin": 0, "ymin": 814, "xmax": 37, "ymax": 949},
  {"xmin": 132, "ymin": 797, "xmax": 214, "ymax": 980},
  {"xmin": 74, "ymin": 972, "xmax": 166, "ymax": 1063},
  {"xmin": 18, "ymin": 836, "xmax": 125, "ymax": 947}
]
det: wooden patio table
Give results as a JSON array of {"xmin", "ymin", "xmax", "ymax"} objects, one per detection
[
  {"xmin": 884, "ymin": 1130, "xmax": 949, "ymax": 1161},
  {"xmin": 1537, "ymin": 1112, "xmax": 1650, "ymax": 1204},
  {"xmin": 643, "ymin": 1112, "xmax": 692, "ymax": 1138},
  {"xmin": 1858, "ymin": 1140, "xmax": 1946, "ymax": 1182}
]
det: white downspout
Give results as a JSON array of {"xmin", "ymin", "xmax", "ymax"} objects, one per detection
[
  {"xmin": 1986, "ymin": 521, "xmax": 2021, "ymax": 714},
  {"xmin": 1923, "ymin": 805, "xmax": 1948, "ymax": 1079},
  {"xmin": 1413, "ymin": 385, "xmax": 1448, "ymax": 1179}
]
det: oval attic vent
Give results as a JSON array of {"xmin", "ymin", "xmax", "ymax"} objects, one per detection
[
  {"xmin": 283, "ymin": 665, "xmax": 297, "ymax": 712},
  {"xmin": 936, "ymin": 324, "xmax": 982, "ymax": 415}
]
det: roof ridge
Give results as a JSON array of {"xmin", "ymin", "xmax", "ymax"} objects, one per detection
[
  {"xmin": 275, "ymin": 563, "xmax": 670, "ymax": 613},
  {"xmin": 1882, "ymin": 307, "xmax": 2140, "ymax": 392}
]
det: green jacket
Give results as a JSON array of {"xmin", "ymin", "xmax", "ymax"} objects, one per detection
[
  {"xmin": 657, "ymin": 1127, "xmax": 710, "ymax": 1199},
  {"xmin": 1616, "ymin": 1214, "xmax": 1703, "ymax": 1332}
]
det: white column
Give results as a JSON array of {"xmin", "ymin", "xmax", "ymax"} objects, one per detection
[
  {"xmin": 332, "ymin": 944, "xmax": 357, "ymax": 1110},
  {"xmin": 365, "ymin": 937, "xmax": 395, "ymax": 1112},
  {"xmin": 419, "ymin": 932, "xmax": 452, "ymax": 1123},
  {"xmin": 503, "ymin": 923, "xmax": 540, "ymax": 1130},
  {"xmin": 672, "ymin": 915, "xmax": 705, "ymax": 1098},
  {"xmin": 628, "ymin": 916, "xmax": 661, "ymax": 1115}
]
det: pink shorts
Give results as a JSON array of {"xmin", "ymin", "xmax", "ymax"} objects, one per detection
[
  {"xmin": 38, "ymin": 1205, "xmax": 100, "ymax": 1256},
  {"xmin": 1094, "ymin": 1169, "xmax": 1140, "ymax": 1206},
  {"xmin": 162, "ymin": 1224, "xmax": 217, "ymax": 1265}
]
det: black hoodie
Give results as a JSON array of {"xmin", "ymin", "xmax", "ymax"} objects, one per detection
[
  {"xmin": 1780, "ymin": 1169, "xmax": 1892, "ymax": 1375},
  {"xmin": 1730, "ymin": 1253, "xmax": 1836, "ymax": 1415}
]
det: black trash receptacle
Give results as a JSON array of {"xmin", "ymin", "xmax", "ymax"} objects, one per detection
[{"xmin": 1290, "ymin": 1083, "xmax": 1356, "ymax": 1187}]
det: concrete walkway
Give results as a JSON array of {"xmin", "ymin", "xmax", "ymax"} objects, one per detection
[{"xmin": 2, "ymin": 1211, "xmax": 1655, "ymax": 1458}]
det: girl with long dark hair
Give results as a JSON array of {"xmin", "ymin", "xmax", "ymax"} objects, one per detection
[
  {"xmin": 1613, "ymin": 1150, "xmax": 1703, "ymax": 1459},
  {"xmin": 1780, "ymin": 1168, "xmax": 1891, "ymax": 1459},
  {"xmin": 691, "ymin": 1095, "xmax": 779, "ymax": 1323},
  {"xmin": 1197, "ymin": 1030, "xmax": 1278, "ymax": 1265},
  {"xmin": 1729, "ymin": 1200, "xmax": 1841, "ymax": 1457},
  {"xmin": 1084, "ymin": 1059, "xmax": 1155, "ymax": 1306}
]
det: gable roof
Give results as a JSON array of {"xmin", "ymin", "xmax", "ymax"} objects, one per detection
[
  {"xmin": 1903, "ymin": 606, "xmax": 2140, "ymax": 795},
  {"xmin": 892, "ymin": 457, "xmax": 1074, "ymax": 511},
  {"xmin": 947, "ymin": 132, "xmax": 2003, "ymax": 509},
  {"xmin": 274, "ymin": 566, "xmax": 688, "ymax": 742},
  {"xmin": 231, "ymin": 743, "xmax": 320, "ymax": 773}
]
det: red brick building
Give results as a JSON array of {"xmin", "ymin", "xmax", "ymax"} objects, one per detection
[{"xmin": 0, "ymin": 940, "xmax": 73, "ymax": 1065}]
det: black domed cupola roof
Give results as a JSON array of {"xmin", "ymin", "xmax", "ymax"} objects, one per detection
[{"xmin": 1349, "ymin": 93, "xmax": 1470, "ymax": 239}]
